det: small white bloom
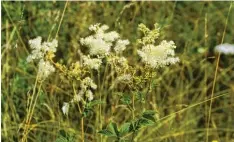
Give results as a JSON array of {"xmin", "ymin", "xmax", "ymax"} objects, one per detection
[
  {"xmin": 62, "ymin": 102, "xmax": 70, "ymax": 115},
  {"xmin": 73, "ymin": 93, "xmax": 82, "ymax": 102},
  {"xmin": 102, "ymin": 31, "xmax": 119, "ymax": 42},
  {"xmin": 38, "ymin": 59, "xmax": 55, "ymax": 80},
  {"xmin": 27, "ymin": 37, "xmax": 57, "ymax": 62},
  {"xmin": 86, "ymin": 90, "xmax": 94, "ymax": 101},
  {"xmin": 29, "ymin": 36, "xmax": 42, "ymax": 50},
  {"xmin": 114, "ymin": 39, "xmax": 130, "ymax": 54},
  {"xmin": 89, "ymin": 23, "xmax": 101, "ymax": 31},
  {"xmin": 81, "ymin": 77, "xmax": 97, "ymax": 91},
  {"xmin": 81, "ymin": 23, "xmax": 127, "ymax": 56},
  {"xmin": 41, "ymin": 39, "xmax": 57, "ymax": 53},
  {"xmin": 80, "ymin": 36, "xmax": 111, "ymax": 56},
  {"xmin": 82, "ymin": 55, "xmax": 102, "ymax": 70},
  {"xmin": 215, "ymin": 43, "xmax": 234, "ymax": 55},
  {"xmin": 137, "ymin": 40, "xmax": 179, "ymax": 68},
  {"xmin": 100, "ymin": 25, "xmax": 109, "ymax": 31}
]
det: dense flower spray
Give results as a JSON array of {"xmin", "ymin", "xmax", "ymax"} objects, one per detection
[
  {"xmin": 137, "ymin": 23, "xmax": 179, "ymax": 68},
  {"xmin": 27, "ymin": 23, "xmax": 180, "ymax": 117},
  {"xmin": 27, "ymin": 37, "xmax": 57, "ymax": 80}
]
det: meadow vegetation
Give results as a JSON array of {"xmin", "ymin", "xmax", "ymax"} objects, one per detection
[{"xmin": 1, "ymin": 1, "xmax": 234, "ymax": 142}]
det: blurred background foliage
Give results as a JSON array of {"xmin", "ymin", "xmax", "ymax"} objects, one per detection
[{"xmin": 1, "ymin": 1, "xmax": 234, "ymax": 142}]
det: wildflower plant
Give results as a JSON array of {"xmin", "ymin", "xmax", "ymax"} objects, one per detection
[{"xmin": 24, "ymin": 23, "xmax": 179, "ymax": 142}]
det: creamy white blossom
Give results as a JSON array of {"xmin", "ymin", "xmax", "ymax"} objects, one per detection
[
  {"xmin": 137, "ymin": 40, "xmax": 179, "ymax": 68},
  {"xmin": 114, "ymin": 39, "xmax": 130, "ymax": 54},
  {"xmin": 62, "ymin": 102, "xmax": 70, "ymax": 115},
  {"xmin": 80, "ymin": 24, "xmax": 122, "ymax": 56},
  {"xmin": 81, "ymin": 77, "xmax": 97, "ymax": 90},
  {"xmin": 27, "ymin": 37, "xmax": 57, "ymax": 62},
  {"xmin": 37, "ymin": 59, "xmax": 55, "ymax": 80},
  {"xmin": 80, "ymin": 36, "xmax": 112, "ymax": 56},
  {"xmin": 86, "ymin": 90, "xmax": 94, "ymax": 101},
  {"xmin": 72, "ymin": 94, "xmax": 82, "ymax": 102},
  {"xmin": 82, "ymin": 55, "xmax": 102, "ymax": 70},
  {"xmin": 89, "ymin": 23, "xmax": 101, "ymax": 31},
  {"xmin": 102, "ymin": 31, "xmax": 119, "ymax": 42},
  {"xmin": 215, "ymin": 43, "xmax": 234, "ymax": 55}
]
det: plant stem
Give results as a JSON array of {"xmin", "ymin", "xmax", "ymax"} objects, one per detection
[
  {"xmin": 21, "ymin": 80, "xmax": 42, "ymax": 142},
  {"xmin": 131, "ymin": 131, "xmax": 136, "ymax": 142},
  {"xmin": 77, "ymin": 103, "xmax": 84, "ymax": 142},
  {"xmin": 81, "ymin": 117, "xmax": 84, "ymax": 142},
  {"xmin": 206, "ymin": 2, "xmax": 232, "ymax": 142},
  {"xmin": 55, "ymin": 0, "xmax": 68, "ymax": 38},
  {"xmin": 132, "ymin": 93, "xmax": 135, "ymax": 119},
  {"xmin": 97, "ymin": 71, "xmax": 103, "ymax": 142}
]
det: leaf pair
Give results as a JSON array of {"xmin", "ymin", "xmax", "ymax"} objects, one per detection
[{"xmin": 98, "ymin": 122, "xmax": 131, "ymax": 140}]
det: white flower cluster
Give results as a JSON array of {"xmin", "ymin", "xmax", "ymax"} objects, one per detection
[
  {"xmin": 27, "ymin": 36, "xmax": 57, "ymax": 62},
  {"xmin": 38, "ymin": 59, "xmax": 55, "ymax": 80},
  {"xmin": 27, "ymin": 36, "xmax": 57, "ymax": 80},
  {"xmin": 82, "ymin": 55, "xmax": 102, "ymax": 70},
  {"xmin": 76, "ymin": 77, "xmax": 97, "ymax": 101},
  {"xmin": 114, "ymin": 39, "xmax": 130, "ymax": 54},
  {"xmin": 215, "ymin": 43, "xmax": 234, "ymax": 55},
  {"xmin": 137, "ymin": 40, "xmax": 179, "ymax": 68},
  {"xmin": 80, "ymin": 23, "xmax": 129, "ymax": 56}
]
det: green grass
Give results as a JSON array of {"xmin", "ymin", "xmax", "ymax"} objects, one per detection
[{"xmin": 1, "ymin": 1, "xmax": 234, "ymax": 142}]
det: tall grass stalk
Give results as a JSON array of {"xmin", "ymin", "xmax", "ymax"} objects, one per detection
[{"xmin": 206, "ymin": 2, "xmax": 233, "ymax": 142}]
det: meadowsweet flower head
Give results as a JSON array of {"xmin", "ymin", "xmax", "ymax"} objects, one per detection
[
  {"xmin": 80, "ymin": 24, "xmax": 122, "ymax": 57},
  {"xmin": 62, "ymin": 102, "xmax": 69, "ymax": 115},
  {"xmin": 215, "ymin": 43, "xmax": 234, "ymax": 55},
  {"xmin": 81, "ymin": 77, "xmax": 97, "ymax": 91},
  {"xmin": 72, "ymin": 91, "xmax": 83, "ymax": 102},
  {"xmin": 80, "ymin": 36, "xmax": 112, "ymax": 56},
  {"xmin": 89, "ymin": 23, "xmax": 101, "ymax": 31},
  {"xmin": 27, "ymin": 37, "xmax": 57, "ymax": 62},
  {"xmin": 37, "ymin": 59, "xmax": 55, "ymax": 80},
  {"xmin": 114, "ymin": 39, "xmax": 130, "ymax": 54},
  {"xmin": 101, "ymin": 31, "xmax": 119, "ymax": 42},
  {"xmin": 29, "ymin": 36, "xmax": 42, "ymax": 49},
  {"xmin": 137, "ymin": 40, "xmax": 179, "ymax": 68},
  {"xmin": 82, "ymin": 55, "xmax": 102, "ymax": 70}
]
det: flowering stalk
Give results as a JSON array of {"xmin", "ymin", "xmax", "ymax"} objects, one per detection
[{"xmin": 25, "ymin": 22, "xmax": 180, "ymax": 141}]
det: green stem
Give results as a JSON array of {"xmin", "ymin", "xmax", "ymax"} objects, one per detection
[{"xmin": 131, "ymin": 131, "xmax": 136, "ymax": 142}]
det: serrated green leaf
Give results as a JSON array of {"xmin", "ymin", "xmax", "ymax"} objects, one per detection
[
  {"xmin": 107, "ymin": 122, "xmax": 119, "ymax": 137},
  {"xmin": 138, "ymin": 118, "xmax": 155, "ymax": 126},
  {"xmin": 98, "ymin": 129, "xmax": 115, "ymax": 137},
  {"xmin": 142, "ymin": 114, "xmax": 156, "ymax": 122},
  {"xmin": 129, "ymin": 121, "xmax": 140, "ymax": 132},
  {"xmin": 119, "ymin": 122, "xmax": 131, "ymax": 136}
]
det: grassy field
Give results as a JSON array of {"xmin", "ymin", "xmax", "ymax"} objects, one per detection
[{"xmin": 1, "ymin": 1, "xmax": 234, "ymax": 142}]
